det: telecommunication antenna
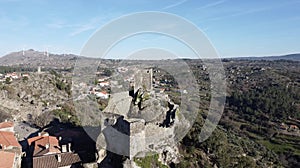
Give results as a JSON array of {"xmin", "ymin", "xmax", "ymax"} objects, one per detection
[
  {"xmin": 43, "ymin": 46, "xmax": 50, "ymax": 57},
  {"xmin": 46, "ymin": 47, "xmax": 49, "ymax": 57}
]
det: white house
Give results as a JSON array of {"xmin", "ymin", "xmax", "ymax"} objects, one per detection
[
  {"xmin": 22, "ymin": 73, "xmax": 29, "ymax": 78},
  {"xmin": 95, "ymin": 92, "xmax": 109, "ymax": 99},
  {"xmin": 98, "ymin": 77, "xmax": 109, "ymax": 82},
  {"xmin": 5, "ymin": 72, "xmax": 19, "ymax": 79},
  {"xmin": 99, "ymin": 82, "xmax": 110, "ymax": 87}
]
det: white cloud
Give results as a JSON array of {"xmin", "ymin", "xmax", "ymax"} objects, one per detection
[
  {"xmin": 69, "ymin": 24, "xmax": 96, "ymax": 37},
  {"xmin": 202, "ymin": 1, "xmax": 300, "ymax": 22},
  {"xmin": 162, "ymin": 0, "xmax": 188, "ymax": 10},
  {"xmin": 46, "ymin": 13, "xmax": 121, "ymax": 37},
  {"xmin": 46, "ymin": 18, "xmax": 102, "ymax": 37},
  {"xmin": 198, "ymin": 0, "xmax": 227, "ymax": 10}
]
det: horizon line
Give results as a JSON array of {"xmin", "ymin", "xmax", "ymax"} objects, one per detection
[{"xmin": 0, "ymin": 49, "xmax": 299, "ymax": 60}]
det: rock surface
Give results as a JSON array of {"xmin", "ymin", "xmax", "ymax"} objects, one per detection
[{"xmin": 0, "ymin": 72, "xmax": 69, "ymax": 122}]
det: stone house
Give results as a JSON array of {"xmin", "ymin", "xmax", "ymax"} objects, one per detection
[{"xmin": 25, "ymin": 132, "xmax": 81, "ymax": 168}]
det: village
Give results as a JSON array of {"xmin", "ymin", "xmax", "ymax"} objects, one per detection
[
  {"xmin": 0, "ymin": 64, "xmax": 187, "ymax": 168},
  {"xmin": 0, "ymin": 57, "xmax": 299, "ymax": 167}
]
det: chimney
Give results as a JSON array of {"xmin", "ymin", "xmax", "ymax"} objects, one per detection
[
  {"xmin": 59, "ymin": 136, "xmax": 62, "ymax": 141},
  {"xmin": 38, "ymin": 132, "xmax": 41, "ymax": 136},
  {"xmin": 56, "ymin": 154, "xmax": 61, "ymax": 162},
  {"xmin": 68, "ymin": 143, "xmax": 72, "ymax": 152},
  {"xmin": 45, "ymin": 143, "xmax": 49, "ymax": 149},
  {"xmin": 61, "ymin": 145, "xmax": 67, "ymax": 153}
]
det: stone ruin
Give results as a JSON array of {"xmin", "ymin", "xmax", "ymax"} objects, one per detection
[
  {"xmin": 133, "ymin": 68, "xmax": 153, "ymax": 93},
  {"xmin": 96, "ymin": 67, "xmax": 190, "ymax": 165}
]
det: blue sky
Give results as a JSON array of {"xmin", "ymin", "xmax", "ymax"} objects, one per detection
[{"xmin": 0, "ymin": 0, "xmax": 299, "ymax": 58}]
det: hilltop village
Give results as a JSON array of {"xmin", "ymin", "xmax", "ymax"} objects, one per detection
[
  {"xmin": 0, "ymin": 51, "xmax": 299, "ymax": 167},
  {"xmin": 0, "ymin": 61, "xmax": 188, "ymax": 167}
]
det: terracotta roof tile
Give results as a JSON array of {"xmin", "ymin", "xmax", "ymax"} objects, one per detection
[
  {"xmin": 0, "ymin": 122, "xmax": 13, "ymax": 129},
  {"xmin": 32, "ymin": 153, "xmax": 81, "ymax": 168},
  {"xmin": 28, "ymin": 135, "xmax": 61, "ymax": 156},
  {"xmin": 0, "ymin": 131, "xmax": 21, "ymax": 148},
  {"xmin": 0, "ymin": 151, "xmax": 15, "ymax": 168}
]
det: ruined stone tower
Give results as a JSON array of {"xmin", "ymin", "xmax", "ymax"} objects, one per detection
[{"xmin": 134, "ymin": 68, "xmax": 153, "ymax": 93}]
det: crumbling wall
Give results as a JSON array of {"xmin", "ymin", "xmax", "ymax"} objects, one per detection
[{"xmin": 134, "ymin": 68, "xmax": 152, "ymax": 93}]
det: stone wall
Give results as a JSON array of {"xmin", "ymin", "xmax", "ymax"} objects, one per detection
[{"xmin": 134, "ymin": 68, "xmax": 153, "ymax": 93}]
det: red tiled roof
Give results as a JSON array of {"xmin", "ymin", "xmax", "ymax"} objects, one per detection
[
  {"xmin": 290, "ymin": 125, "xmax": 299, "ymax": 129},
  {"xmin": 28, "ymin": 135, "xmax": 60, "ymax": 156},
  {"xmin": 0, "ymin": 122, "xmax": 13, "ymax": 129},
  {"xmin": 32, "ymin": 153, "xmax": 81, "ymax": 168},
  {"xmin": 0, "ymin": 151, "xmax": 15, "ymax": 168},
  {"xmin": 0, "ymin": 131, "xmax": 21, "ymax": 148}
]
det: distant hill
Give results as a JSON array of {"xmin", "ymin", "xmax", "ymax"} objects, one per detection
[
  {"xmin": 231, "ymin": 53, "xmax": 300, "ymax": 61},
  {"xmin": 0, "ymin": 49, "xmax": 78, "ymax": 68},
  {"xmin": 1, "ymin": 50, "xmax": 299, "ymax": 68}
]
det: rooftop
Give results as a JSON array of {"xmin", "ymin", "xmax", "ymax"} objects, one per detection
[
  {"xmin": 28, "ymin": 134, "xmax": 60, "ymax": 156},
  {"xmin": 0, "ymin": 122, "xmax": 14, "ymax": 129},
  {"xmin": 32, "ymin": 153, "xmax": 81, "ymax": 168},
  {"xmin": 0, "ymin": 131, "xmax": 21, "ymax": 148},
  {"xmin": 0, "ymin": 151, "xmax": 15, "ymax": 168}
]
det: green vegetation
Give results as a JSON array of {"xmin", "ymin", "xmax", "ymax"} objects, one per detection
[
  {"xmin": 50, "ymin": 70, "xmax": 71, "ymax": 95},
  {"xmin": 52, "ymin": 103, "xmax": 81, "ymax": 126},
  {"xmin": 97, "ymin": 67, "xmax": 113, "ymax": 76},
  {"xmin": 176, "ymin": 60, "xmax": 300, "ymax": 167},
  {"xmin": 259, "ymin": 139, "xmax": 300, "ymax": 155},
  {"xmin": 180, "ymin": 124, "xmax": 279, "ymax": 167},
  {"xmin": 134, "ymin": 154, "xmax": 168, "ymax": 168},
  {"xmin": 34, "ymin": 103, "xmax": 81, "ymax": 128},
  {"xmin": 143, "ymin": 92, "xmax": 151, "ymax": 101},
  {"xmin": 22, "ymin": 76, "xmax": 28, "ymax": 82},
  {"xmin": 49, "ymin": 69, "xmax": 62, "ymax": 78},
  {"xmin": 5, "ymin": 77, "xmax": 11, "ymax": 84},
  {"xmin": 97, "ymin": 99, "xmax": 108, "ymax": 111},
  {"xmin": 228, "ymin": 85, "xmax": 300, "ymax": 122},
  {"xmin": 0, "ymin": 66, "xmax": 35, "ymax": 73},
  {"xmin": 217, "ymin": 61, "xmax": 300, "ymax": 167}
]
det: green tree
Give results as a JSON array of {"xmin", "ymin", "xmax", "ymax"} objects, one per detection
[{"xmin": 5, "ymin": 77, "xmax": 11, "ymax": 84}]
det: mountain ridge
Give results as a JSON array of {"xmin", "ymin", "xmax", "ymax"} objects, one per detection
[
  {"xmin": 0, "ymin": 50, "xmax": 299, "ymax": 68},
  {"xmin": 228, "ymin": 53, "xmax": 300, "ymax": 61}
]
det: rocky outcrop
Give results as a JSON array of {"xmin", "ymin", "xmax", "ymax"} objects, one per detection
[
  {"xmin": 158, "ymin": 146, "xmax": 180, "ymax": 165},
  {"xmin": 96, "ymin": 88, "xmax": 188, "ymax": 166},
  {"xmin": 0, "ymin": 72, "xmax": 69, "ymax": 122},
  {"xmin": 123, "ymin": 159, "xmax": 141, "ymax": 168}
]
